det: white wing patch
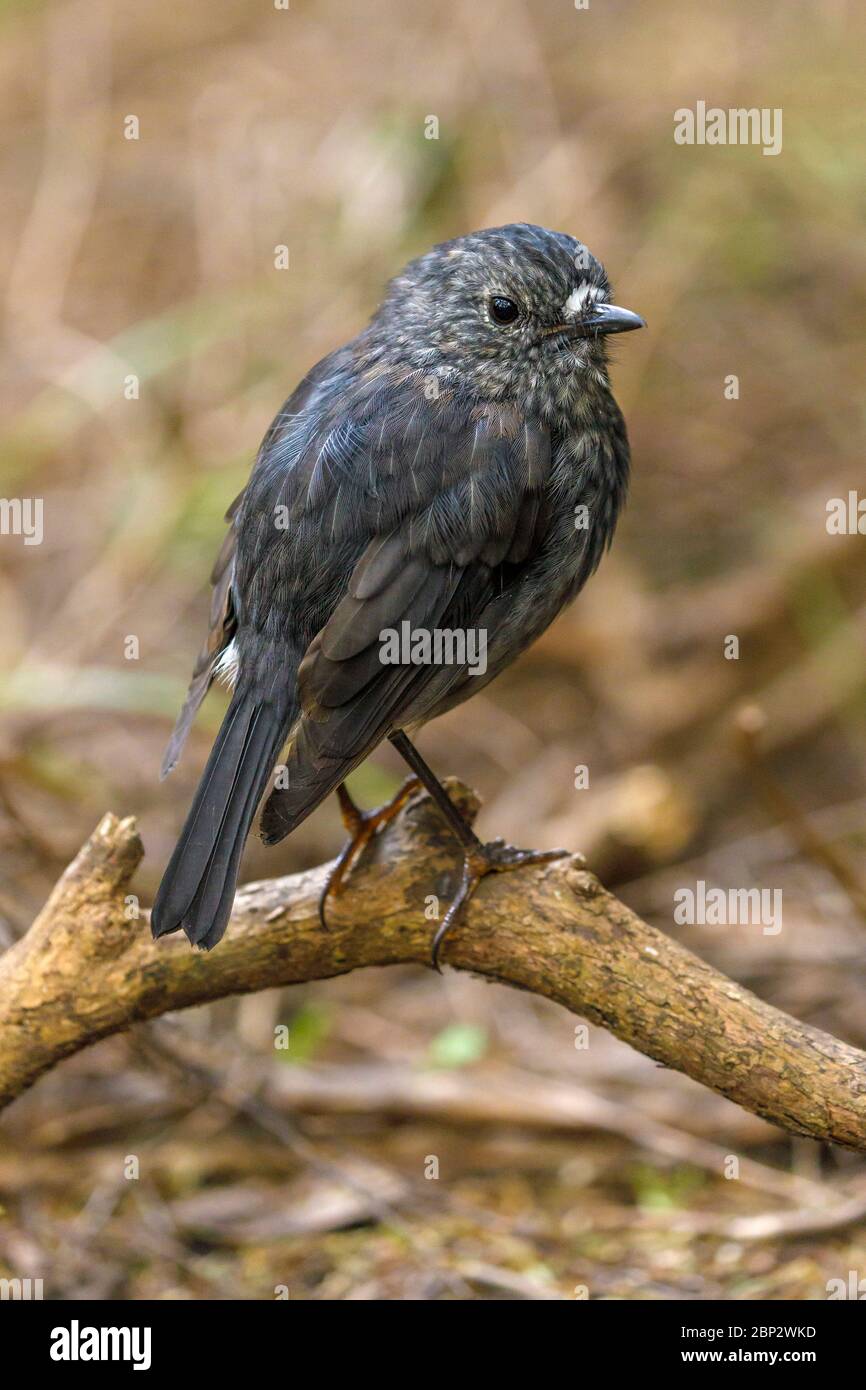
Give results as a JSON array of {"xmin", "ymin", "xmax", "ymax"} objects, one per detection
[{"xmin": 213, "ymin": 638, "xmax": 240, "ymax": 689}]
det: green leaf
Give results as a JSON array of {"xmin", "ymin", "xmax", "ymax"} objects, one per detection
[
  {"xmin": 426, "ymin": 1023, "xmax": 488, "ymax": 1069},
  {"xmin": 278, "ymin": 1004, "xmax": 331, "ymax": 1064}
]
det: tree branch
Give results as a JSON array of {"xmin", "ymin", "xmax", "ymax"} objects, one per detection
[{"xmin": 1, "ymin": 780, "xmax": 864, "ymax": 1149}]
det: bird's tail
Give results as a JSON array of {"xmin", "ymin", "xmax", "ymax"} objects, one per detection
[
  {"xmin": 258, "ymin": 714, "xmax": 366, "ymax": 847},
  {"xmin": 151, "ymin": 687, "xmax": 293, "ymax": 949}
]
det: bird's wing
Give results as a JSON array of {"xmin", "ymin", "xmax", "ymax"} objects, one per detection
[
  {"xmin": 298, "ymin": 400, "xmax": 551, "ymax": 717},
  {"xmin": 160, "ymin": 352, "xmax": 344, "ymax": 778},
  {"xmin": 258, "ymin": 386, "xmax": 553, "ymax": 843}
]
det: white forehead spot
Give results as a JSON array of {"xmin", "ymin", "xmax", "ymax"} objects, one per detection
[{"xmin": 562, "ymin": 282, "xmax": 601, "ymax": 318}]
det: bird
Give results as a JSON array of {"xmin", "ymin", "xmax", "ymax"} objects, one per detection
[{"xmin": 151, "ymin": 222, "xmax": 644, "ymax": 967}]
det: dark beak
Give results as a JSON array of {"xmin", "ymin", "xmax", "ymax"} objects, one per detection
[{"xmin": 573, "ymin": 302, "xmax": 646, "ymax": 338}]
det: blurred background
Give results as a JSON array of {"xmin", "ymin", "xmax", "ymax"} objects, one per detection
[{"xmin": 1, "ymin": 0, "xmax": 865, "ymax": 1300}]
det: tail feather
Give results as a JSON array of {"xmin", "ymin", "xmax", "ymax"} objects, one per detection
[
  {"xmin": 152, "ymin": 689, "xmax": 290, "ymax": 950},
  {"xmin": 259, "ymin": 717, "xmax": 359, "ymax": 847},
  {"xmin": 182, "ymin": 707, "xmax": 278, "ymax": 948}
]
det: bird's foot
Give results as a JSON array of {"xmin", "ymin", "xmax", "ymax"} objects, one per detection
[
  {"xmin": 318, "ymin": 777, "xmax": 422, "ymax": 928},
  {"xmin": 430, "ymin": 838, "xmax": 568, "ymax": 972}
]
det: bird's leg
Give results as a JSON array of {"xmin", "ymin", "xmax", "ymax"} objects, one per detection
[
  {"xmin": 319, "ymin": 777, "xmax": 422, "ymax": 928},
  {"xmin": 389, "ymin": 731, "xmax": 568, "ymax": 971}
]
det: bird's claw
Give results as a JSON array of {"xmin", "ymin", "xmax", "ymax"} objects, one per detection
[
  {"xmin": 430, "ymin": 840, "xmax": 568, "ymax": 971},
  {"xmin": 318, "ymin": 776, "xmax": 422, "ymax": 929}
]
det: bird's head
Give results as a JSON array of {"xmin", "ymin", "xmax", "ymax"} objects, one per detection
[{"xmin": 371, "ymin": 223, "xmax": 644, "ymax": 420}]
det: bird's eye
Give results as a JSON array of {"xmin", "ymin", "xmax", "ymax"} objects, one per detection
[{"xmin": 488, "ymin": 295, "xmax": 521, "ymax": 325}]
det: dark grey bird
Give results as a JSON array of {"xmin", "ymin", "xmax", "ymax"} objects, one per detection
[{"xmin": 151, "ymin": 223, "xmax": 644, "ymax": 966}]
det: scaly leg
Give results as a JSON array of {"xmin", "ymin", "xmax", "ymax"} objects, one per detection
[
  {"xmin": 319, "ymin": 777, "xmax": 422, "ymax": 928},
  {"xmin": 389, "ymin": 731, "xmax": 568, "ymax": 971}
]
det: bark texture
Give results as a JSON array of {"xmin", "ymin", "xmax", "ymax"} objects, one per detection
[{"xmin": 0, "ymin": 781, "xmax": 864, "ymax": 1149}]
